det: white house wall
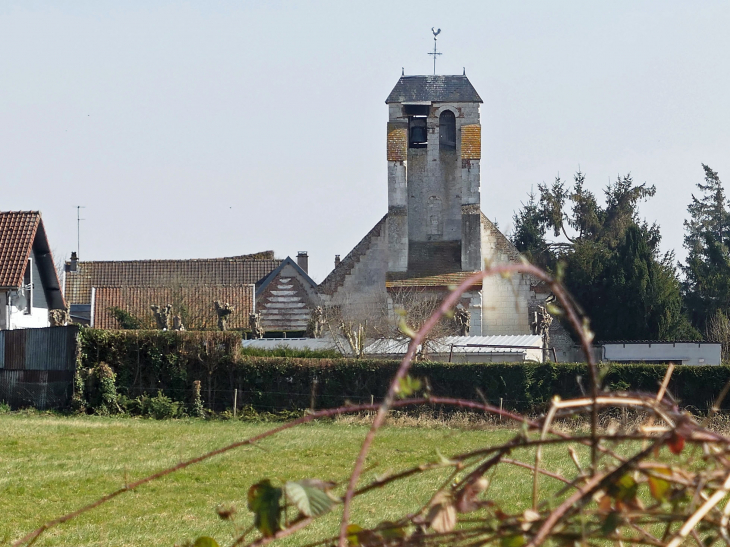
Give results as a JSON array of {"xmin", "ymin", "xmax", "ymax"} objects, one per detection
[
  {"xmin": 1, "ymin": 250, "xmax": 51, "ymax": 330},
  {"xmin": 603, "ymin": 342, "xmax": 722, "ymax": 366}
]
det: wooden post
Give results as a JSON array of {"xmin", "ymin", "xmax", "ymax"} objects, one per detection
[
  {"xmin": 310, "ymin": 375, "xmax": 318, "ymax": 411},
  {"xmin": 499, "ymin": 398, "xmax": 503, "ymax": 421},
  {"xmin": 233, "ymin": 388, "xmax": 238, "ymax": 418}
]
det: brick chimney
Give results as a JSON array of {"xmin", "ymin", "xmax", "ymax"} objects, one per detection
[
  {"xmin": 334, "ymin": 254, "xmax": 341, "ymax": 268},
  {"xmin": 67, "ymin": 251, "xmax": 78, "ymax": 272},
  {"xmin": 296, "ymin": 251, "xmax": 309, "ymax": 274}
]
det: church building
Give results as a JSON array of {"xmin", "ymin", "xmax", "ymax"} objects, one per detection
[{"xmin": 318, "ymin": 74, "xmax": 550, "ymax": 338}]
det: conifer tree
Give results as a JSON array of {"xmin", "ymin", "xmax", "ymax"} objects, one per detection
[
  {"xmin": 683, "ymin": 165, "xmax": 730, "ymax": 331},
  {"xmin": 512, "ymin": 170, "xmax": 696, "ymax": 341}
]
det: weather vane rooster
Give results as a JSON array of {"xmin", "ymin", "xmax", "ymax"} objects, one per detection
[{"xmin": 429, "ymin": 27, "xmax": 442, "ymax": 75}]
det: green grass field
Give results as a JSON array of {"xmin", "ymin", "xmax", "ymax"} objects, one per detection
[{"xmin": 0, "ymin": 413, "xmax": 583, "ymax": 547}]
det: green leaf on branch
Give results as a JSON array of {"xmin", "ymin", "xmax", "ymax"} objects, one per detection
[
  {"xmin": 608, "ymin": 474, "xmax": 638, "ymax": 503},
  {"xmin": 247, "ymin": 479, "xmax": 282, "ymax": 537},
  {"xmin": 193, "ymin": 538, "xmax": 220, "ymax": 547},
  {"xmin": 398, "ymin": 317, "xmax": 417, "ymax": 339},
  {"xmin": 648, "ymin": 469, "xmax": 672, "ymax": 502},
  {"xmin": 284, "ymin": 480, "xmax": 335, "ymax": 517},
  {"xmin": 346, "ymin": 524, "xmax": 364, "ymax": 547},
  {"xmin": 501, "ymin": 534, "xmax": 526, "ymax": 547},
  {"xmin": 376, "ymin": 521, "xmax": 406, "ymax": 540},
  {"xmin": 600, "ymin": 511, "xmax": 621, "ymax": 535},
  {"xmin": 396, "ymin": 375, "xmax": 422, "ymax": 399}
]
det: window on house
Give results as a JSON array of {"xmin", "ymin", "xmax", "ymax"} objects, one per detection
[
  {"xmin": 23, "ymin": 258, "xmax": 32, "ymax": 314},
  {"xmin": 439, "ymin": 110, "xmax": 456, "ymax": 150}
]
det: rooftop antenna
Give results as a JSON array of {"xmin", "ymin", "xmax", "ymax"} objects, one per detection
[
  {"xmin": 429, "ymin": 27, "xmax": 442, "ymax": 75},
  {"xmin": 76, "ymin": 205, "xmax": 85, "ymax": 259}
]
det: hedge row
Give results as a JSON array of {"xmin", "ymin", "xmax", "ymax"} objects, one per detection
[{"xmin": 78, "ymin": 329, "xmax": 728, "ymax": 413}]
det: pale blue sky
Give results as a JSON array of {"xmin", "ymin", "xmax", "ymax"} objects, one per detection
[{"xmin": 2, "ymin": 1, "xmax": 729, "ymax": 281}]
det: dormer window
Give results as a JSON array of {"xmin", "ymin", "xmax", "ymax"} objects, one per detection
[
  {"xmin": 405, "ymin": 104, "xmax": 429, "ymax": 148},
  {"xmin": 439, "ymin": 110, "xmax": 456, "ymax": 150}
]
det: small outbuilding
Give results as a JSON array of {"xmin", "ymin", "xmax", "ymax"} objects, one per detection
[
  {"xmin": 601, "ymin": 341, "xmax": 722, "ymax": 366},
  {"xmin": 365, "ymin": 334, "xmax": 545, "ymax": 363}
]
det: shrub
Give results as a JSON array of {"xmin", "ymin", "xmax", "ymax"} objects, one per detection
[
  {"xmin": 191, "ymin": 380, "xmax": 205, "ymax": 418},
  {"xmin": 108, "ymin": 307, "xmax": 143, "ymax": 330},
  {"xmin": 122, "ymin": 391, "xmax": 184, "ymax": 419},
  {"xmin": 85, "ymin": 362, "xmax": 120, "ymax": 415},
  {"xmin": 77, "ymin": 329, "xmax": 730, "ymax": 414},
  {"xmin": 146, "ymin": 391, "xmax": 184, "ymax": 419}
]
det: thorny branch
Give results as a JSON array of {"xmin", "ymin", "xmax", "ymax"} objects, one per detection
[{"xmin": 14, "ymin": 262, "xmax": 730, "ymax": 547}]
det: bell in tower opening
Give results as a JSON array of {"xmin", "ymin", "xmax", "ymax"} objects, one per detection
[{"xmin": 409, "ymin": 118, "xmax": 427, "ymax": 148}]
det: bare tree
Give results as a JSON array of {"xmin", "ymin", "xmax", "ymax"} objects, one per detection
[
  {"xmin": 306, "ymin": 306, "xmax": 325, "ymax": 338},
  {"xmin": 248, "ymin": 312, "xmax": 264, "ymax": 339},
  {"xmin": 214, "ymin": 301, "xmax": 235, "ymax": 331},
  {"xmin": 706, "ymin": 309, "xmax": 730, "ymax": 362},
  {"xmin": 388, "ymin": 287, "xmax": 463, "ymax": 359},
  {"xmin": 320, "ymin": 297, "xmax": 390, "ymax": 358},
  {"xmin": 150, "ymin": 304, "xmax": 172, "ymax": 330},
  {"xmin": 320, "ymin": 288, "xmax": 467, "ymax": 359}
]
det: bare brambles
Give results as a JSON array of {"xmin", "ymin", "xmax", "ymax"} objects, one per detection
[{"xmin": 12, "ymin": 263, "xmax": 730, "ymax": 547}]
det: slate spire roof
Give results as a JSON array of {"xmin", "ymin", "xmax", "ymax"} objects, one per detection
[{"xmin": 385, "ymin": 75, "xmax": 482, "ymax": 104}]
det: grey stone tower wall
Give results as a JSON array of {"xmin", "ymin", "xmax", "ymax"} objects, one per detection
[
  {"xmin": 386, "ymin": 101, "xmax": 482, "ymax": 274},
  {"xmin": 387, "ymin": 118, "xmax": 409, "ymax": 272}
]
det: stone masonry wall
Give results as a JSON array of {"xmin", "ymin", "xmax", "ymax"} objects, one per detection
[
  {"xmin": 320, "ymin": 217, "xmax": 390, "ymax": 313},
  {"xmin": 480, "ymin": 215, "xmax": 531, "ymax": 335}
]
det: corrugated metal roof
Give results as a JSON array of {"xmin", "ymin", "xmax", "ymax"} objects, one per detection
[
  {"xmin": 385, "ymin": 76, "xmax": 483, "ymax": 104},
  {"xmin": 600, "ymin": 340, "xmax": 713, "ymax": 345},
  {"xmin": 440, "ymin": 335, "xmax": 543, "ymax": 351},
  {"xmin": 365, "ymin": 335, "xmax": 542, "ymax": 355},
  {"xmin": 241, "ymin": 338, "xmax": 337, "ymax": 351}
]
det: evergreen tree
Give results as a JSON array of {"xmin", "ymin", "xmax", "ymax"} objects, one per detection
[
  {"xmin": 682, "ymin": 165, "xmax": 730, "ymax": 332},
  {"xmin": 512, "ymin": 170, "xmax": 696, "ymax": 341},
  {"xmin": 684, "ymin": 164, "xmax": 730, "ymax": 252},
  {"xmin": 511, "ymin": 191, "xmax": 551, "ymax": 269},
  {"xmin": 588, "ymin": 226, "xmax": 691, "ymax": 340}
]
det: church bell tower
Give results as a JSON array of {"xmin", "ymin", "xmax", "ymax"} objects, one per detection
[{"xmin": 385, "ymin": 75, "xmax": 483, "ymax": 275}]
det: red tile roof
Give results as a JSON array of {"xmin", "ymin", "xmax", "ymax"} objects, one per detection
[
  {"xmin": 385, "ymin": 271, "xmax": 483, "ymax": 289},
  {"xmin": 0, "ymin": 212, "xmax": 41, "ymax": 288},
  {"xmin": 65, "ymin": 257, "xmax": 281, "ymax": 305},
  {"xmin": 93, "ymin": 285, "xmax": 255, "ymax": 330}
]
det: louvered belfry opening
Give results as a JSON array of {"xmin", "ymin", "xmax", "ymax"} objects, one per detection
[{"xmin": 439, "ymin": 110, "xmax": 456, "ymax": 150}]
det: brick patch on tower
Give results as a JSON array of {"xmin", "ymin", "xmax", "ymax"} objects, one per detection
[
  {"xmin": 461, "ymin": 124, "xmax": 481, "ymax": 160},
  {"xmin": 387, "ymin": 123, "xmax": 408, "ymax": 162}
]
